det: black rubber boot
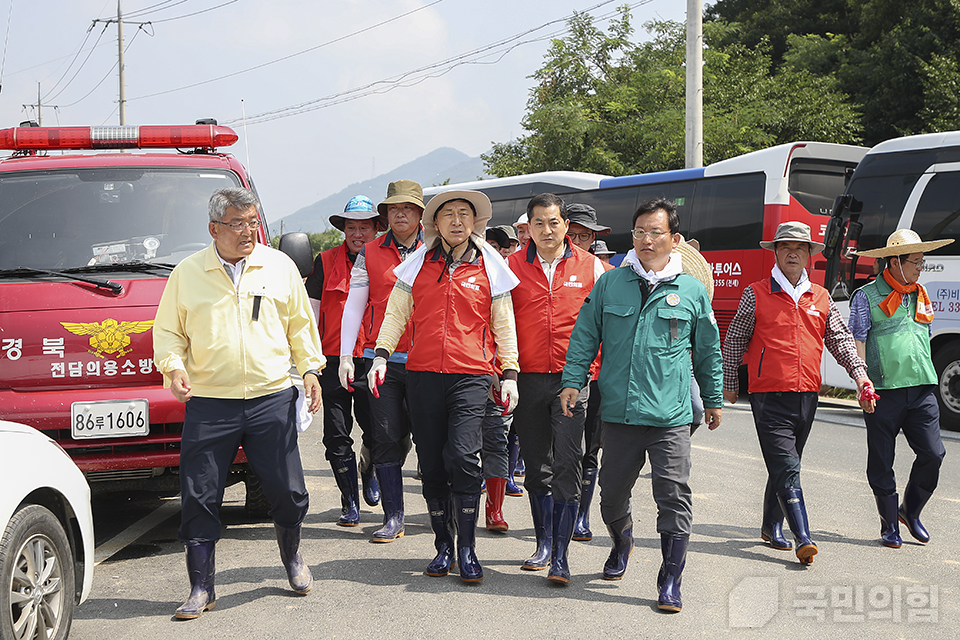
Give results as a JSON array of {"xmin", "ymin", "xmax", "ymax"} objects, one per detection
[
  {"xmin": 275, "ymin": 524, "xmax": 313, "ymax": 594},
  {"xmin": 359, "ymin": 445, "xmax": 381, "ymax": 507},
  {"xmin": 425, "ymin": 498, "xmax": 456, "ymax": 577},
  {"xmin": 573, "ymin": 468, "xmax": 598, "ymax": 541},
  {"xmin": 760, "ymin": 483, "xmax": 792, "ymax": 550},
  {"xmin": 548, "ymin": 500, "xmax": 578, "ymax": 584},
  {"xmin": 657, "ymin": 534, "xmax": 688, "ymax": 613},
  {"xmin": 898, "ymin": 483, "xmax": 933, "ymax": 543},
  {"xmin": 454, "ymin": 494, "xmax": 483, "ymax": 583},
  {"xmin": 331, "ymin": 453, "xmax": 361, "ymax": 527},
  {"xmin": 522, "ymin": 492, "xmax": 553, "ymax": 570},
  {"xmin": 602, "ymin": 515, "xmax": 634, "ymax": 580},
  {"xmin": 778, "ymin": 487, "xmax": 818, "ymax": 565},
  {"xmin": 175, "ymin": 541, "xmax": 216, "ymax": 619},
  {"xmin": 372, "ymin": 461, "xmax": 405, "ymax": 542},
  {"xmin": 876, "ymin": 493, "xmax": 902, "ymax": 548}
]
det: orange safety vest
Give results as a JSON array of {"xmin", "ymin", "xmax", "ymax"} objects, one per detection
[
  {"xmin": 745, "ymin": 277, "xmax": 830, "ymax": 393},
  {"xmin": 508, "ymin": 241, "xmax": 597, "ymax": 373},
  {"xmin": 360, "ymin": 231, "xmax": 421, "ymax": 354},
  {"xmin": 406, "ymin": 248, "xmax": 496, "ymax": 375}
]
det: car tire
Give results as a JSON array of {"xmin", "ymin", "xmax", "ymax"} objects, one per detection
[
  {"xmin": 244, "ymin": 467, "xmax": 271, "ymax": 519},
  {"xmin": 933, "ymin": 340, "xmax": 960, "ymax": 432},
  {"xmin": 0, "ymin": 505, "xmax": 75, "ymax": 640}
]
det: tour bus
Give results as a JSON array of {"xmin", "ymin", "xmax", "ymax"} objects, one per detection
[
  {"xmin": 0, "ymin": 121, "xmax": 313, "ymax": 508},
  {"xmin": 426, "ymin": 142, "xmax": 867, "ymax": 341},
  {"xmin": 822, "ymin": 130, "xmax": 960, "ymax": 430}
]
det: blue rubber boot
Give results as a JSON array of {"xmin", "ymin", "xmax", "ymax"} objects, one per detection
[
  {"xmin": 778, "ymin": 487, "xmax": 818, "ymax": 565},
  {"xmin": 454, "ymin": 494, "xmax": 483, "ymax": 583},
  {"xmin": 331, "ymin": 453, "xmax": 361, "ymax": 527},
  {"xmin": 372, "ymin": 461, "xmax": 405, "ymax": 542},
  {"xmin": 602, "ymin": 515, "xmax": 633, "ymax": 580},
  {"xmin": 275, "ymin": 524, "xmax": 313, "ymax": 594},
  {"xmin": 425, "ymin": 498, "xmax": 457, "ymax": 577},
  {"xmin": 548, "ymin": 500, "xmax": 578, "ymax": 584},
  {"xmin": 876, "ymin": 493, "xmax": 902, "ymax": 548},
  {"xmin": 506, "ymin": 434, "xmax": 524, "ymax": 496},
  {"xmin": 522, "ymin": 492, "xmax": 553, "ymax": 570},
  {"xmin": 359, "ymin": 447, "xmax": 380, "ymax": 507},
  {"xmin": 175, "ymin": 541, "xmax": 216, "ymax": 619},
  {"xmin": 657, "ymin": 534, "xmax": 688, "ymax": 612},
  {"xmin": 760, "ymin": 483, "xmax": 791, "ymax": 550},
  {"xmin": 573, "ymin": 468, "xmax": 597, "ymax": 541},
  {"xmin": 898, "ymin": 483, "xmax": 932, "ymax": 543}
]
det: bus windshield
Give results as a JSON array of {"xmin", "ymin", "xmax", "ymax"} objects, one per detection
[{"xmin": 0, "ymin": 168, "xmax": 241, "ymax": 271}]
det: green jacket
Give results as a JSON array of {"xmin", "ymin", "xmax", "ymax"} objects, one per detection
[{"xmin": 561, "ymin": 266, "xmax": 723, "ymax": 427}]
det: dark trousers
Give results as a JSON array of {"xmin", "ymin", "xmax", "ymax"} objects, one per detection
[
  {"xmin": 366, "ymin": 358, "xmax": 412, "ymax": 465},
  {"xmin": 582, "ymin": 379, "xmax": 603, "ymax": 469},
  {"xmin": 598, "ymin": 422, "xmax": 692, "ymax": 536},
  {"xmin": 749, "ymin": 391, "xmax": 818, "ymax": 494},
  {"xmin": 321, "ymin": 355, "xmax": 374, "ymax": 460},
  {"xmin": 864, "ymin": 385, "xmax": 945, "ymax": 496},
  {"xmin": 407, "ymin": 371, "xmax": 489, "ymax": 500},
  {"xmin": 514, "ymin": 372, "xmax": 587, "ymax": 502},
  {"xmin": 481, "ymin": 396, "xmax": 510, "ymax": 479},
  {"xmin": 179, "ymin": 387, "xmax": 308, "ymax": 542}
]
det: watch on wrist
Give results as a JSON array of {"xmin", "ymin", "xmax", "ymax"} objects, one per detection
[{"xmin": 304, "ymin": 369, "xmax": 321, "ymax": 382}]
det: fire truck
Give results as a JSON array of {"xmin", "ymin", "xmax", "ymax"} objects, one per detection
[{"xmin": 0, "ymin": 120, "xmax": 313, "ymax": 513}]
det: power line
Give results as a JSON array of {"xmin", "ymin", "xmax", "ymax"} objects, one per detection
[
  {"xmin": 127, "ymin": 0, "xmax": 447, "ymax": 102},
  {"xmin": 0, "ymin": 0, "xmax": 13, "ymax": 90},
  {"xmin": 58, "ymin": 24, "xmax": 145, "ymax": 109},
  {"xmin": 42, "ymin": 24, "xmax": 106, "ymax": 102},
  {"xmin": 120, "ymin": 0, "xmax": 185, "ymax": 20},
  {"xmin": 149, "ymin": 0, "xmax": 239, "ymax": 24}
]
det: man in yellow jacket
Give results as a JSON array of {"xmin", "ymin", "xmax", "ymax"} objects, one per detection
[{"xmin": 154, "ymin": 187, "xmax": 324, "ymax": 619}]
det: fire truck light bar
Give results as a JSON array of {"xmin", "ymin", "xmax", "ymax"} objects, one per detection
[{"xmin": 0, "ymin": 124, "xmax": 239, "ymax": 151}]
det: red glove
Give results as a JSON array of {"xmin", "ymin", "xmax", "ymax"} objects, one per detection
[{"xmin": 859, "ymin": 383, "xmax": 881, "ymax": 402}]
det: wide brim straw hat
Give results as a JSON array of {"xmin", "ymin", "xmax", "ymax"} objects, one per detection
[
  {"xmin": 329, "ymin": 195, "xmax": 385, "ymax": 232},
  {"xmin": 758, "ymin": 221, "xmax": 825, "ymax": 255},
  {"xmin": 675, "ymin": 239, "xmax": 714, "ymax": 301},
  {"xmin": 422, "ymin": 190, "xmax": 493, "ymax": 249},
  {"xmin": 855, "ymin": 228, "xmax": 954, "ymax": 258}
]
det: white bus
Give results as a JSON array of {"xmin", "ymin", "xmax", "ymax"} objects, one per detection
[{"xmin": 823, "ymin": 130, "xmax": 960, "ymax": 430}]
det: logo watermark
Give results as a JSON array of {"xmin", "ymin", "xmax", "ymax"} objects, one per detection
[{"xmin": 729, "ymin": 578, "xmax": 939, "ymax": 628}]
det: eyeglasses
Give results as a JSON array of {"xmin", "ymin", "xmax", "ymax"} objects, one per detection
[
  {"xmin": 569, "ymin": 232, "xmax": 595, "ymax": 242},
  {"xmin": 632, "ymin": 229, "xmax": 668, "ymax": 240},
  {"xmin": 215, "ymin": 219, "xmax": 261, "ymax": 232},
  {"xmin": 901, "ymin": 257, "xmax": 926, "ymax": 268}
]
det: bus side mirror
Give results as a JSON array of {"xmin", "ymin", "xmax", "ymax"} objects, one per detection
[
  {"xmin": 279, "ymin": 232, "xmax": 314, "ymax": 278},
  {"xmin": 822, "ymin": 215, "xmax": 844, "ymax": 259}
]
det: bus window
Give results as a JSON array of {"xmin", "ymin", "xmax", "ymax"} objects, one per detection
[
  {"xmin": 911, "ymin": 171, "xmax": 960, "ymax": 255},
  {"xmin": 565, "ymin": 186, "xmax": 640, "ymax": 253},
  {"xmin": 847, "ymin": 174, "xmax": 920, "ymax": 251},
  {"xmin": 490, "ymin": 198, "xmax": 518, "ymax": 228},
  {"xmin": 688, "ymin": 173, "xmax": 764, "ymax": 250},
  {"xmin": 789, "ymin": 158, "xmax": 857, "ymax": 216}
]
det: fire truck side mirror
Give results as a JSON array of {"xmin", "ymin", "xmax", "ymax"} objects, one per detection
[{"xmin": 279, "ymin": 232, "xmax": 314, "ymax": 278}]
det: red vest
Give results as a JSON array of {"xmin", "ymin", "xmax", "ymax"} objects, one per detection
[
  {"xmin": 360, "ymin": 231, "xmax": 421, "ymax": 353},
  {"xmin": 745, "ymin": 277, "xmax": 830, "ymax": 393},
  {"xmin": 406, "ymin": 248, "xmax": 496, "ymax": 375},
  {"xmin": 509, "ymin": 241, "xmax": 597, "ymax": 373},
  {"xmin": 318, "ymin": 243, "xmax": 362, "ymax": 357}
]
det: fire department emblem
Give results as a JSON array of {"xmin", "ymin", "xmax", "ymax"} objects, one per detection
[{"xmin": 60, "ymin": 319, "xmax": 154, "ymax": 358}]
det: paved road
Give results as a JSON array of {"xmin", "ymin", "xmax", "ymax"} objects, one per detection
[{"xmin": 72, "ymin": 399, "xmax": 959, "ymax": 639}]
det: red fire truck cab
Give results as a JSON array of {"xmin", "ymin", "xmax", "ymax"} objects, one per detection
[{"xmin": 0, "ymin": 121, "xmax": 307, "ymax": 513}]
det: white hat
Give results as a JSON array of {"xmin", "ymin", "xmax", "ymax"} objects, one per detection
[
  {"xmin": 513, "ymin": 213, "xmax": 529, "ymax": 228},
  {"xmin": 422, "ymin": 190, "xmax": 493, "ymax": 249}
]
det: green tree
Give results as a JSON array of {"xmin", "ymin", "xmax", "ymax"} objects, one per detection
[
  {"xmin": 483, "ymin": 11, "xmax": 860, "ymax": 177},
  {"xmin": 270, "ymin": 228, "xmax": 344, "ymax": 258}
]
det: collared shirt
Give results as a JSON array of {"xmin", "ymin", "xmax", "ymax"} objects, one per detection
[
  {"xmin": 154, "ymin": 242, "xmax": 324, "ymax": 399},
  {"xmin": 349, "ymin": 228, "xmax": 422, "ymax": 290},
  {"xmin": 215, "ymin": 248, "xmax": 246, "ymax": 288}
]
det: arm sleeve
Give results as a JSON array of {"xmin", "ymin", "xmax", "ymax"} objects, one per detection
[
  {"xmin": 691, "ymin": 291, "xmax": 724, "ymax": 409},
  {"xmin": 824, "ymin": 297, "xmax": 868, "ymax": 380},
  {"xmin": 561, "ymin": 280, "xmax": 604, "ymax": 391},
  {"xmin": 721, "ymin": 286, "xmax": 756, "ymax": 394},
  {"xmin": 285, "ymin": 263, "xmax": 325, "ymax": 375},
  {"xmin": 340, "ymin": 283, "xmax": 369, "ymax": 356},
  {"xmin": 152, "ymin": 267, "xmax": 189, "ymax": 387},
  {"xmin": 375, "ymin": 281, "xmax": 414, "ymax": 356},
  {"xmin": 848, "ymin": 289, "xmax": 872, "ymax": 342},
  {"xmin": 490, "ymin": 292, "xmax": 519, "ymax": 373},
  {"xmin": 304, "ymin": 253, "xmax": 324, "ymax": 299}
]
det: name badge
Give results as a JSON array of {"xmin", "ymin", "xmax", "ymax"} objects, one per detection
[{"xmin": 666, "ymin": 293, "xmax": 680, "ymax": 307}]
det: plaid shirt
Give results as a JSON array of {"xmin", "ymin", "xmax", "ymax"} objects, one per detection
[{"xmin": 722, "ymin": 285, "xmax": 867, "ymax": 393}]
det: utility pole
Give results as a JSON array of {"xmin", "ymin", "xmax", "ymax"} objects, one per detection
[
  {"xmin": 23, "ymin": 83, "xmax": 58, "ymax": 125},
  {"xmin": 92, "ymin": 1, "xmax": 149, "ymax": 125},
  {"xmin": 685, "ymin": 0, "xmax": 703, "ymax": 169}
]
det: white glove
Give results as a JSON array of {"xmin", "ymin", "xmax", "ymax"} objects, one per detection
[
  {"xmin": 500, "ymin": 379, "xmax": 519, "ymax": 415},
  {"xmin": 367, "ymin": 356, "xmax": 388, "ymax": 398},
  {"xmin": 338, "ymin": 355, "xmax": 355, "ymax": 392}
]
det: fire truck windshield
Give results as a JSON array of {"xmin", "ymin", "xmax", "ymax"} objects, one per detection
[{"xmin": 0, "ymin": 168, "xmax": 241, "ymax": 271}]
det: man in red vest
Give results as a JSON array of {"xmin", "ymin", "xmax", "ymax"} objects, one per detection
[
  {"xmin": 509, "ymin": 193, "xmax": 606, "ymax": 584},
  {"xmin": 338, "ymin": 180, "xmax": 424, "ymax": 543},
  {"xmin": 722, "ymin": 222, "xmax": 872, "ymax": 565},
  {"xmin": 306, "ymin": 196, "xmax": 383, "ymax": 527}
]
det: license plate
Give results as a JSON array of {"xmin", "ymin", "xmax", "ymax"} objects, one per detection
[{"xmin": 71, "ymin": 399, "xmax": 149, "ymax": 439}]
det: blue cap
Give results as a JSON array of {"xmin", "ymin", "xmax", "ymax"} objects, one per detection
[{"xmin": 344, "ymin": 195, "xmax": 375, "ymax": 213}]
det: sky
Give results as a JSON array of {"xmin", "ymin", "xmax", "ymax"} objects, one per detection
[{"xmin": 0, "ymin": 0, "xmax": 690, "ymax": 220}]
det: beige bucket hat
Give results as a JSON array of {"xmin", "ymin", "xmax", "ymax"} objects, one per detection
[
  {"xmin": 855, "ymin": 228, "xmax": 954, "ymax": 258},
  {"xmin": 759, "ymin": 221, "xmax": 825, "ymax": 254},
  {"xmin": 422, "ymin": 190, "xmax": 493, "ymax": 249},
  {"xmin": 377, "ymin": 179, "xmax": 425, "ymax": 217}
]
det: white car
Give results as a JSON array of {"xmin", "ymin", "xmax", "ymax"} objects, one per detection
[{"xmin": 0, "ymin": 421, "xmax": 94, "ymax": 640}]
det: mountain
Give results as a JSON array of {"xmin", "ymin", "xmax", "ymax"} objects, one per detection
[{"xmin": 269, "ymin": 147, "xmax": 490, "ymax": 234}]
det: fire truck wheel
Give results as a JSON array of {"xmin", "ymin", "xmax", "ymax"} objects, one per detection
[{"xmin": 243, "ymin": 468, "xmax": 271, "ymax": 519}]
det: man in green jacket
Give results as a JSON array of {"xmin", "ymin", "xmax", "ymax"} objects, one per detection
[{"xmin": 560, "ymin": 198, "xmax": 722, "ymax": 613}]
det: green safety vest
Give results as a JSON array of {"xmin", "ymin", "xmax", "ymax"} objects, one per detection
[{"xmin": 860, "ymin": 277, "xmax": 937, "ymax": 389}]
